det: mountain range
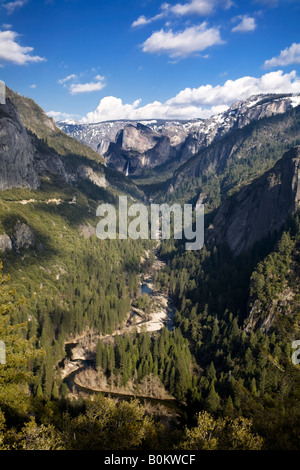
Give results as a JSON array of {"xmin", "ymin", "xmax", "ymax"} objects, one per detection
[
  {"xmin": 0, "ymin": 87, "xmax": 299, "ymax": 259},
  {"xmin": 57, "ymin": 93, "xmax": 300, "ymax": 177}
]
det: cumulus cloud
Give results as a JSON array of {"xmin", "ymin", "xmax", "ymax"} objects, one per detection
[
  {"xmin": 264, "ymin": 43, "xmax": 300, "ymax": 68},
  {"xmin": 169, "ymin": 0, "xmax": 215, "ymax": 16},
  {"xmin": 0, "ymin": 29, "xmax": 45, "ymax": 65},
  {"xmin": 69, "ymin": 76, "xmax": 106, "ymax": 95},
  {"xmin": 232, "ymin": 16, "xmax": 257, "ymax": 33},
  {"xmin": 58, "ymin": 74, "xmax": 106, "ymax": 95},
  {"xmin": 142, "ymin": 23, "xmax": 224, "ymax": 58},
  {"xmin": 82, "ymin": 70, "xmax": 300, "ymax": 123}
]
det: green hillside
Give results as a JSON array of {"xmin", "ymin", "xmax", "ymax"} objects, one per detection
[{"xmin": 6, "ymin": 87, "xmax": 105, "ymax": 165}]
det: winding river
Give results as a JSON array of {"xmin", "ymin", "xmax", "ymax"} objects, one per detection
[{"xmin": 60, "ymin": 241, "xmax": 178, "ymax": 411}]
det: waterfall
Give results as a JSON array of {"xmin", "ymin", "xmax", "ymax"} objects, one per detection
[{"xmin": 125, "ymin": 161, "xmax": 130, "ymax": 177}]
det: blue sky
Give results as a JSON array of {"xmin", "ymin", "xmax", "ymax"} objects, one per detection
[{"xmin": 0, "ymin": 0, "xmax": 300, "ymax": 122}]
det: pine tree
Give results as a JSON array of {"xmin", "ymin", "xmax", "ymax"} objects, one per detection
[
  {"xmin": 205, "ymin": 384, "xmax": 220, "ymax": 413},
  {"xmin": 224, "ymin": 395, "xmax": 235, "ymax": 418},
  {"xmin": 0, "ymin": 260, "xmax": 37, "ymax": 409}
]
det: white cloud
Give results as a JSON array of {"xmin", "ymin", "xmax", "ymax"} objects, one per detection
[
  {"xmin": 2, "ymin": 0, "xmax": 28, "ymax": 14},
  {"xmin": 69, "ymin": 77, "xmax": 106, "ymax": 95},
  {"xmin": 58, "ymin": 74, "xmax": 77, "ymax": 85},
  {"xmin": 30, "ymin": 84, "xmax": 36, "ymax": 88},
  {"xmin": 0, "ymin": 29, "xmax": 45, "ymax": 65},
  {"xmin": 264, "ymin": 43, "xmax": 300, "ymax": 68},
  {"xmin": 47, "ymin": 110, "xmax": 82, "ymax": 122},
  {"xmin": 132, "ymin": 16, "xmax": 150, "ymax": 28},
  {"xmin": 232, "ymin": 16, "xmax": 257, "ymax": 33},
  {"xmin": 132, "ymin": 12, "xmax": 165, "ymax": 28},
  {"xmin": 83, "ymin": 70, "xmax": 300, "ymax": 123},
  {"xmin": 58, "ymin": 74, "xmax": 106, "ymax": 95},
  {"xmin": 132, "ymin": 0, "xmax": 233, "ymax": 28},
  {"xmin": 142, "ymin": 23, "xmax": 224, "ymax": 58},
  {"xmin": 169, "ymin": 0, "xmax": 215, "ymax": 16}
]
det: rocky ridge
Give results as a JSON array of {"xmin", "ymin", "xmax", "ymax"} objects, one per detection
[
  {"xmin": 0, "ymin": 94, "xmax": 111, "ymax": 193},
  {"xmin": 57, "ymin": 93, "xmax": 300, "ymax": 176}
]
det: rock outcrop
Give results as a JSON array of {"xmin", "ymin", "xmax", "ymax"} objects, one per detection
[
  {"xmin": 104, "ymin": 123, "xmax": 174, "ymax": 175},
  {"xmin": 77, "ymin": 165, "xmax": 107, "ymax": 188},
  {"xmin": 0, "ymin": 95, "xmax": 109, "ymax": 192},
  {"xmin": 13, "ymin": 221, "xmax": 36, "ymax": 251},
  {"xmin": 0, "ymin": 234, "xmax": 12, "ymax": 253},
  {"xmin": 0, "ymin": 99, "xmax": 40, "ymax": 190},
  {"xmin": 206, "ymin": 146, "xmax": 300, "ymax": 256},
  {"xmin": 0, "ymin": 221, "xmax": 36, "ymax": 254}
]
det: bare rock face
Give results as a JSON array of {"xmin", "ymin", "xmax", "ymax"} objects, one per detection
[
  {"xmin": 105, "ymin": 123, "xmax": 175, "ymax": 175},
  {"xmin": 13, "ymin": 221, "xmax": 36, "ymax": 251},
  {"xmin": 77, "ymin": 165, "xmax": 107, "ymax": 188},
  {"xmin": 0, "ymin": 96, "xmax": 92, "ymax": 191},
  {"xmin": 79, "ymin": 223, "xmax": 96, "ymax": 239},
  {"xmin": 0, "ymin": 234, "xmax": 12, "ymax": 253},
  {"xmin": 0, "ymin": 99, "xmax": 40, "ymax": 190},
  {"xmin": 207, "ymin": 147, "xmax": 300, "ymax": 256},
  {"xmin": 117, "ymin": 123, "xmax": 160, "ymax": 153},
  {"xmin": 0, "ymin": 224, "xmax": 36, "ymax": 254}
]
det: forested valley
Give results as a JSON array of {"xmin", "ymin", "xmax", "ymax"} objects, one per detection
[{"xmin": 0, "ymin": 89, "xmax": 299, "ymax": 452}]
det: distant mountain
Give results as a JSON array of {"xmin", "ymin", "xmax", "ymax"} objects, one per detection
[
  {"xmin": 163, "ymin": 99, "xmax": 300, "ymax": 210},
  {"xmin": 57, "ymin": 93, "xmax": 300, "ymax": 176}
]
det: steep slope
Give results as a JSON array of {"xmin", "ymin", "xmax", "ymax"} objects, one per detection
[
  {"xmin": 163, "ymin": 103, "xmax": 300, "ymax": 208},
  {"xmin": 6, "ymin": 87, "xmax": 105, "ymax": 165},
  {"xmin": 3, "ymin": 88, "xmax": 143, "ymax": 201},
  {"xmin": 0, "ymin": 93, "xmax": 108, "ymax": 194},
  {"xmin": 206, "ymin": 146, "xmax": 300, "ymax": 256},
  {"xmin": 0, "ymin": 98, "xmax": 40, "ymax": 190},
  {"xmin": 246, "ymin": 225, "xmax": 300, "ymax": 334}
]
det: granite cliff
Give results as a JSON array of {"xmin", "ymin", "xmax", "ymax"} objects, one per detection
[
  {"xmin": 0, "ymin": 88, "xmax": 142, "ymax": 200},
  {"xmin": 207, "ymin": 146, "xmax": 300, "ymax": 256},
  {"xmin": 0, "ymin": 99, "xmax": 40, "ymax": 190}
]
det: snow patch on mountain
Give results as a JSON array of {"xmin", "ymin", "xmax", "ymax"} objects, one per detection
[{"xmin": 57, "ymin": 93, "xmax": 300, "ymax": 175}]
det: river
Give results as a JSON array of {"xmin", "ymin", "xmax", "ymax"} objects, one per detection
[{"xmin": 61, "ymin": 239, "xmax": 177, "ymax": 409}]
